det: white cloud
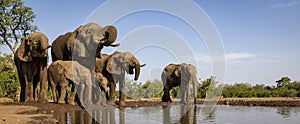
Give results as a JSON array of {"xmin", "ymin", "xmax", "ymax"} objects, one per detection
[
  {"xmin": 271, "ymin": 0, "xmax": 300, "ymax": 8},
  {"xmin": 181, "ymin": 52, "xmax": 257, "ymax": 64},
  {"xmin": 225, "ymin": 52, "xmax": 256, "ymax": 63}
]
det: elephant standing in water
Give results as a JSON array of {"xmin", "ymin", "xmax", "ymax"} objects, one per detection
[
  {"xmin": 48, "ymin": 60, "xmax": 108, "ymax": 106},
  {"xmin": 161, "ymin": 63, "xmax": 198, "ymax": 104},
  {"xmin": 95, "ymin": 51, "xmax": 146, "ymax": 106},
  {"xmin": 14, "ymin": 32, "xmax": 51, "ymax": 102}
]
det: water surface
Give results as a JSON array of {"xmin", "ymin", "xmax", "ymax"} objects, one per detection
[{"xmin": 53, "ymin": 105, "xmax": 300, "ymax": 124}]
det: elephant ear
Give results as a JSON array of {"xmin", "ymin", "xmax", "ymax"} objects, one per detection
[
  {"xmin": 73, "ymin": 25, "xmax": 83, "ymax": 36},
  {"xmin": 174, "ymin": 66, "xmax": 181, "ymax": 77},
  {"xmin": 36, "ymin": 32, "xmax": 50, "ymax": 50},
  {"xmin": 15, "ymin": 37, "xmax": 31, "ymax": 62},
  {"xmin": 106, "ymin": 51, "xmax": 122, "ymax": 75}
]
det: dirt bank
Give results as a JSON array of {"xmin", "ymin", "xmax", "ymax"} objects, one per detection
[
  {"xmin": 213, "ymin": 98, "xmax": 300, "ymax": 106},
  {"xmin": 0, "ymin": 103, "xmax": 56, "ymax": 124}
]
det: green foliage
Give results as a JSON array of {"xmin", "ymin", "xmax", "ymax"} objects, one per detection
[
  {"xmin": 170, "ymin": 87, "xmax": 179, "ymax": 98},
  {"xmin": 221, "ymin": 77, "xmax": 300, "ymax": 98},
  {"xmin": 0, "ymin": 0, "xmax": 38, "ymax": 53},
  {"xmin": 197, "ymin": 76, "xmax": 222, "ymax": 98},
  {"xmin": 123, "ymin": 79, "xmax": 163, "ymax": 99},
  {"xmin": 0, "ymin": 54, "xmax": 19, "ymax": 100},
  {"xmin": 276, "ymin": 77, "xmax": 291, "ymax": 88}
]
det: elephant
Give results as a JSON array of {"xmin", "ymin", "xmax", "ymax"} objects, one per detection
[
  {"xmin": 14, "ymin": 32, "xmax": 51, "ymax": 102},
  {"xmin": 161, "ymin": 63, "xmax": 198, "ymax": 104},
  {"xmin": 51, "ymin": 22, "xmax": 119, "ymax": 62},
  {"xmin": 95, "ymin": 51, "xmax": 146, "ymax": 106},
  {"xmin": 48, "ymin": 60, "xmax": 108, "ymax": 106}
]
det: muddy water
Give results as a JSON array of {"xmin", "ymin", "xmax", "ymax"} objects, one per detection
[{"xmin": 52, "ymin": 105, "xmax": 300, "ymax": 124}]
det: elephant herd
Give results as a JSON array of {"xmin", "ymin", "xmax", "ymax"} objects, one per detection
[{"xmin": 14, "ymin": 22, "xmax": 199, "ymax": 108}]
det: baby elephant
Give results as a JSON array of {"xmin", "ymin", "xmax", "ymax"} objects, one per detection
[{"xmin": 48, "ymin": 60, "xmax": 108, "ymax": 105}]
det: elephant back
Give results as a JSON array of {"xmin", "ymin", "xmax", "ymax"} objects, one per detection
[{"xmin": 51, "ymin": 32, "xmax": 74, "ymax": 61}]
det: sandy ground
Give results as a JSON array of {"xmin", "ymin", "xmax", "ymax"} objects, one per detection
[{"xmin": 0, "ymin": 98, "xmax": 57, "ymax": 124}]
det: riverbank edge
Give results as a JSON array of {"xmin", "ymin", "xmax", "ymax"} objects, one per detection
[{"xmin": 124, "ymin": 97, "xmax": 300, "ymax": 108}]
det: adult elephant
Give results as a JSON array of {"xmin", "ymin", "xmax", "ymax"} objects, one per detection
[
  {"xmin": 161, "ymin": 63, "xmax": 198, "ymax": 104},
  {"xmin": 95, "ymin": 51, "xmax": 146, "ymax": 106},
  {"xmin": 51, "ymin": 22, "xmax": 119, "ymax": 62},
  {"xmin": 48, "ymin": 60, "xmax": 108, "ymax": 106},
  {"xmin": 14, "ymin": 32, "xmax": 51, "ymax": 102}
]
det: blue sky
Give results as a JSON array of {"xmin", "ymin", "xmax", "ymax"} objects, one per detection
[{"xmin": 3, "ymin": 0, "xmax": 299, "ymax": 86}]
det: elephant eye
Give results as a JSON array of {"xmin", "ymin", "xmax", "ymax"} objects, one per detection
[{"xmin": 86, "ymin": 29, "xmax": 93, "ymax": 34}]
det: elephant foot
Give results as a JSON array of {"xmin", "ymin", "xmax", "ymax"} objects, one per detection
[
  {"xmin": 69, "ymin": 101, "xmax": 76, "ymax": 106},
  {"xmin": 180, "ymin": 100, "xmax": 187, "ymax": 104},
  {"xmin": 119, "ymin": 101, "xmax": 126, "ymax": 107},
  {"xmin": 58, "ymin": 100, "xmax": 66, "ymax": 104},
  {"xmin": 25, "ymin": 98, "xmax": 35, "ymax": 102},
  {"xmin": 38, "ymin": 98, "xmax": 48, "ymax": 103},
  {"xmin": 109, "ymin": 101, "xmax": 117, "ymax": 106}
]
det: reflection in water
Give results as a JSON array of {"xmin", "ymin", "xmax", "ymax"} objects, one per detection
[
  {"xmin": 53, "ymin": 106, "xmax": 124, "ymax": 124},
  {"xmin": 52, "ymin": 105, "xmax": 300, "ymax": 124},
  {"xmin": 277, "ymin": 107, "xmax": 291, "ymax": 119},
  {"xmin": 201, "ymin": 106, "xmax": 216, "ymax": 122},
  {"xmin": 163, "ymin": 105, "xmax": 198, "ymax": 124}
]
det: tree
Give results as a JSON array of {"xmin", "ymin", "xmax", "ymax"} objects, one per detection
[
  {"xmin": 199, "ymin": 76, "xmax": 219, "ymax": 98},
  {"xmin": 0, "ymin": 0, "xmax": 38, "ymax": 54},
  {"xmin": 0, "ymin": 53, "xmax": 19, "ymax": 100},
  {"xmin": 276, "ymin": 77, "xmax": 291, "ymax": 88}
]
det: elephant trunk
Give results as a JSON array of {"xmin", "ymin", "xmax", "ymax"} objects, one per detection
[
  {"xmin": 193, "ymin": 76, "xmax": 198, "ymax": 104},
  {"xmin": 133, "ymin": 57, "xmax": 141, "ymax": 81},
  {"xmin": 101, "ymin": 25, "xmax": 117, "ymax": 45}
]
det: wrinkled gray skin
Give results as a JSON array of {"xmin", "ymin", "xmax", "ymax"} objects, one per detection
[
  {"xmin": 51, "ymin": 22, "xmax": 119, "ymax": 62},
  {"xmin": 48, "ymin": 60, "xmax": 108, "ymax": 106},
  {"xmin": 14, "ymin": 32, "xmax": 51, "ymax": 103},
  {"xmin": 51, "ymin": 22, "xmax": 119, "ymax": 106},
  {"xmin": 95, "ymin": 51, "xmax": 146, "ymax": 107},
  {"xmin": 161, "ymin": 63, "xmax": 198, "ymax": 104}
]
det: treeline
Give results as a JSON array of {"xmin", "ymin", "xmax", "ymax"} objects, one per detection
[
  {"xmin": 222, "ymin": 77, "xmax": 300, "ymax": 98},
  {"xmin": 123, "ymin": 76, "xmax": 300, "ymax": 99}
]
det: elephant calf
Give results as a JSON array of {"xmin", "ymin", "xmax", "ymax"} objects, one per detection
[
  {"xmin": 48, "ymin": 60, "xmax": 108, "ymax": 106},
  {"xmin": 161, "ymin": 63, "xmax": 198, "ymax": 104}
]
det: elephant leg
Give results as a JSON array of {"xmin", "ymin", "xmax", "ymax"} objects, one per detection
[
  {"xmin": 109, "ymin": 82, "xmax": 116, "ymax": 105},
  {"xmin": 49, "ymin": 74, "xmax": 57, "ymax": 103},
  {"xmin": 162, "ymin": 87, "xmax": 172, "ymax": 102},
  {"xmin": 92, "ymin": 86, "xmax": 100, "ymax": 104},
  {"xmin": 58, "ymin": 79, "xmax": 68, "ymax": 104},
  {"xmin": 83, "ymin": 81, "xmax": 92, "ymax": 106},
  {"xmin": 193, "ymin": 81, "xmax": 197, "ymax": 104},
  {"xmin": 33, "ymin": 74, "xmax": 39, "ymax": 101},
  {"xmin": 38, "ymin": 66, "xmax": 48, "ymax": 103},
  {"xmin": 186, "ymin": 83, "xmax": 190, "ymax": 103},
  {"xmin": 20, "ymin": 79, "xmax": 26, "ymax": 102},
  {"xmin": 15, "ymin": 60, "xmax": 26, "ymax": 102},
  {"xmin": 51, "ymin": 85, "xmax": 57, "ymax": 103},
  {"xmin": 119, "ymin": 80, "xmax": 125, "ymax": 107},
  {"xmin": 162, "ymin": 88, "xmax": 168, "ymax": 102},
  {"xmin": 180, "ymin": 84, "xmax": 187, "ymax": 104},
  {"xmin": 69, "ymin": 83, "xmax": 77, "ymax": 105},
  {"xmin": 25, "ymin": 76, "xmax": 34, "ymax": 102}
]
